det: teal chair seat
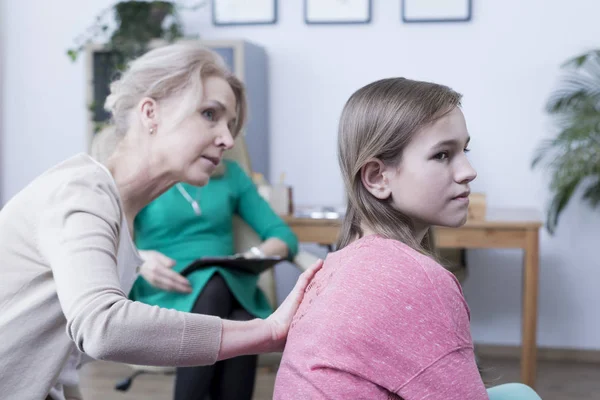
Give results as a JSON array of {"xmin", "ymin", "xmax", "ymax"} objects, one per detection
[{"xmin": 487, "ymin": 383, "xmax": 542, "ymax": 400}]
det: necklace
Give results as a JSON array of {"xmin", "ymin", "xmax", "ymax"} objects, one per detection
[{"xmin": 175, "ymin": 183, "xmax": 201, "ymax": 215}]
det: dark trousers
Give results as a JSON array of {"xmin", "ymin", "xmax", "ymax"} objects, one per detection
[{"xmin": 174, "ymin": 274, "xmax": 258, "ymax": 400}]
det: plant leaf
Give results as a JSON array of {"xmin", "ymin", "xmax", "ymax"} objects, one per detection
[{"xmin": 67, "ymin": 49, "xmax": 78, "ymax": 62}]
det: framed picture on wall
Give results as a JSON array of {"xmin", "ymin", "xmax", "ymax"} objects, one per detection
[
  {"xmin": 212, "ymin": 0, "xmax": 277, "ymax": 26},
  {"xmin": 402, "ymin": 0, "xmax": 472, "ymax": 23},
  {"xmin": 305, "ymin": 0, "xmax": 372, "ymax": 25}
]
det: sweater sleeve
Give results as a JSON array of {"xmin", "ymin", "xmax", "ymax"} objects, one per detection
[
  {"xmin": 37, "ymin": 169, "xmax": 223, "ymax": 367},
  {"xmin": 229, "ymin": 161, "xmax": 298, "ymax": 259}
]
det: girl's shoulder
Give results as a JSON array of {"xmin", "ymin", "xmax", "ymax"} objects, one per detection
[
  {"xmin": 339, "ymin": 234, "xmax": 435, "ymax": 266},
  {"xmin": 334, "ymin": 235, "xmax": 469, "ymax": 324},
  {"xmin": 337, "ymin": 235, "xmax": 461, "ymax": 292}
]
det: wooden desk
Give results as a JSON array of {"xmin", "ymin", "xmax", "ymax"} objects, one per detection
[{"xmin": 283, "ymin": 209, "xmax": 542, "ymax": 388}]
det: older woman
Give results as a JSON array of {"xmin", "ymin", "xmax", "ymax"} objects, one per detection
[{"xmin": 0, "ymin": 43, "xmax": 321, "ymax": 400}]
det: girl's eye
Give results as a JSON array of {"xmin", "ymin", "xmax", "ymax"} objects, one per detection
[
  {"xmin": 464, "ymin": 147, "xmax": 471, "ymax": 154},
  {"xmin": 202, "ymin": 109, "xmax": 215, "ymax": 121},
  {"xmin": 433, "ymin": 151, "xmax": 449, "ymax": 161}
]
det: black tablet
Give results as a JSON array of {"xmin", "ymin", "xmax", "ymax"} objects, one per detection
[{"xmin": 180, "ymin": 255, "xmax": 284, "ymax": 276}]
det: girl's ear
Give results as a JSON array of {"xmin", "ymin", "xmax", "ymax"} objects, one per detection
[{"xmin": 360, "ymin": 159, "xmax": 392, "ymax": 200}]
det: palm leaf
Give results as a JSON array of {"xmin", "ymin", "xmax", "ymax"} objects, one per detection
[
  {"xmin": 533, "ymin": 49, "xmax": 600, "ymax": 233},
  {"xmin": 546, "ymin": 177, "xmax": 581, "ymax": 234},
  {"xmin": 562, "ymin": 50, "xmax": 600, "ymax": 69},
  {"xmin": 582, "ymin": 177, "xmax": 600, "ymax": 208}
]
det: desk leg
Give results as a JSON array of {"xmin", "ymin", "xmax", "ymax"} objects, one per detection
[{"xmin": 521, "ymin": 229, "xmax": 539, "ymax": 387}]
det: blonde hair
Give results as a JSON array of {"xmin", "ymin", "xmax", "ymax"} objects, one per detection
[
  {"xmin": 336, "ymin": 77, "xmax": 462, "ymax": 253},
  {"xmin": 104, "ymin": 42, "xmax": 247, "ymax": 138},
  {"xmin": 90, "ymin": 125, "xmax": 122, "ymax": 164}
]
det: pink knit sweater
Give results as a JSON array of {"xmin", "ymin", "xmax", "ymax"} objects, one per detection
[{"xmin": 274, "ymin": 235, "xmax": 487, "ymax": 399}]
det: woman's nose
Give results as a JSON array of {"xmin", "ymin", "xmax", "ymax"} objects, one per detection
[{"xmin": 217, "ymin": 126, "xmax": 235, "ymax": 150}]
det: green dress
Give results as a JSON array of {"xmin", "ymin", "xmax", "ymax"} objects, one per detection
[{"xmin": 129, "ymin": 160, "xmax": 298, "ymax": 319}]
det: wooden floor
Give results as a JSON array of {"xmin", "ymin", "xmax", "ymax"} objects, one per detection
[{"xmin": 79, "ymin": 357, "xmax": 600, "ymax": 399}]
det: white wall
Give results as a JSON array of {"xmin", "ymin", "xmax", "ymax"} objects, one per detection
[
  {"xmin": 0, "ymin": 0, "xmax": 6, "ymax": 199},
  {"xmin": 2, "ymin": 0, "xmax": 600, "ymax": 350}
]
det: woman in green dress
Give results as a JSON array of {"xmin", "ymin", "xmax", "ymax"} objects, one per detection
[{"xmin": 130, "ymin": 159, "xmax": 298, "ymax": 400}]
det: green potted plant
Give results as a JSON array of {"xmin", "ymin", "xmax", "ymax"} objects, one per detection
[
  {"xmin": 67, "ymin": 1, "xmax": 206, "ymax": 68},
  {"xmin": 532, "ymin": 50, "xmax": 600, "ymax": 233},
  {"xmin": 67, "ymin": 1, "xmax": 205, "ymax": 133}
]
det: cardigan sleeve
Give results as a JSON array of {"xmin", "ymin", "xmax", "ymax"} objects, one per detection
[{"xmin": 37, "ymin": 167, "xmax": 223, "ymax": 367}]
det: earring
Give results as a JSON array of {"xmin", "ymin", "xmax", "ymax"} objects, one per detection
[{"xmin": 149, "ymin": 127, "xmax": 155, "ymax": 135}]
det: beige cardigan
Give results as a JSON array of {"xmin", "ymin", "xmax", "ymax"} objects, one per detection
[{"xmin": 0, "ymin": 154, "xmax": 223, "ymax": 399}]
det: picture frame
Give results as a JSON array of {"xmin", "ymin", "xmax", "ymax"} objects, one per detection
[
  {"xmin": 212, "ymin": 0, "xmax": 277, "ymax": 26},
  {"xmin": 305, "ymin": 0, "xmax": 372, "ymax": 25},
  {"xmin": 402, "ymin": 0, "xmax": 472, "ymax": 23}
]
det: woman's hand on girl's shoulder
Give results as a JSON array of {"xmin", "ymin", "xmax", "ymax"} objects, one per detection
[{"xmin": 265, "ymin": 258, "xmax": 323, "ymax": 351}]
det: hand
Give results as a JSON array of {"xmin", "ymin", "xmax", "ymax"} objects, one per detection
[
  {"xmin": 216, "ymin": 259, "xmax": 323, "ymax": 361},
  {"xmin": 138, "ymin": 250, "xmax": 192, "ymax": 293},
  {"xmin": 241, "ymin": 246, "xmax": 263, "ymax": 259},
  {"xmin": 264, "ymin": 258, "xmax": 323, "ymax": 352},
  {"xmin": 241, "ymin": 251, "xmax": 259, "ymax": 259}
]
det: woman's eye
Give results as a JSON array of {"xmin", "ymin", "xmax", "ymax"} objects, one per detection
[
  {"xmin": 202, "ymin": 109, "xmax": 215, "ymax": 121},
  {"xmin": 433, "ymin": 151, "xmax": 449, "ymax": 161},
  {"xmin": 464, "ymin": 147, "xmax": 471, "ymax": 154}
]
